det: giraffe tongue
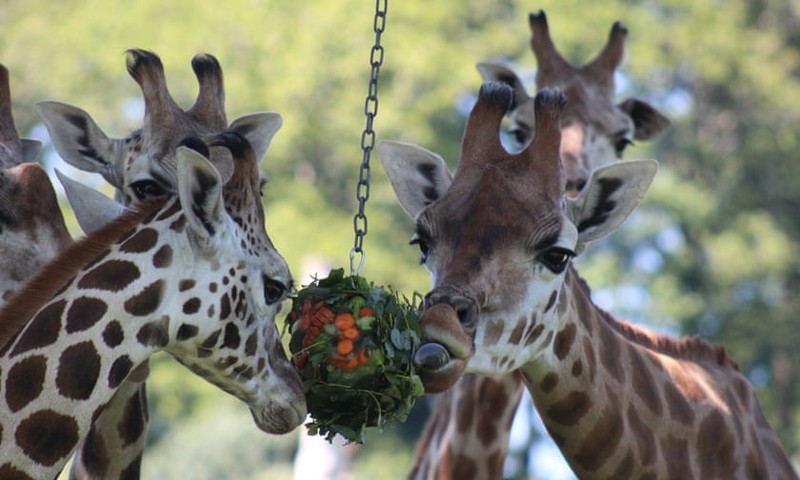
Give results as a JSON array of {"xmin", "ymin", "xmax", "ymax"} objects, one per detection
[{"xmin": 414, "ymin": 342, "xmax": 451, "ymax": 370}]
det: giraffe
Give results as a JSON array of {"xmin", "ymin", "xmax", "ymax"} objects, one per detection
[
  {"xmin": 0, "ymin": 131, "xmax": 307, "ymax": 480},
  {"xmin": 380, "ymin": 84, "xmax": 797, "ymax": 479},
  {"xmin": 0, "ymin": 64, "xmax": 72, "ymax": 303},
  {"xmin": 478, "ymin": 11, "xmax": 670, "ymax": 196},
  {"xmin": 35, "ymin": 49, "xmax": 284, "ymax": 480},
  {"xmin": 398, "ymin": 11, "xmax": 671, "ymax": 479}
]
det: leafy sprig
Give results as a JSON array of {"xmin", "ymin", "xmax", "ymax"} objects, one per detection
[{"xmin": 284, "ymin": 268, "xmax": 424, "ymax": 443}]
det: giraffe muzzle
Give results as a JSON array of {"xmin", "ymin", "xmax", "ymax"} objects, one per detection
[
  {"xmin": 249, "ymin": 398, "xmax": 307, "ymax": 434},
  {"xmin": 415, "ymin": 302, "xmax": 475, "ymax": 394}
]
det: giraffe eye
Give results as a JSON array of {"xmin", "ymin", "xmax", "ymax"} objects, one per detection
[
  {"xmin": 263, "ymin": 276, "xmax": 287, "ymax": 305},
  {"xmin": 538, "ymin": 247, "xmax": 575, "ymax": 274},
  {"xmin": 409, "ymin": 234, "xmax": 431, "ymax": 264},
  {"xmin": 129, "ymin": 180, "xmax": 169, "ymax": 201}
]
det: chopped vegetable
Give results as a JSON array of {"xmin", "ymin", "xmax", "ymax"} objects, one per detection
[{"xmin": 285, "ymin": 268, "xmax": 424, "ymax": 443}]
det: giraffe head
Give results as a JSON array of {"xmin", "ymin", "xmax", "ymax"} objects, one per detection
[
  {"xmin": 36, "ymin": 49, "xmax": 282, "ymax": 205},
  {"xmin": 477, "ymin": 10, "xmax": 669, "ymax": 197},
  {"xmin": 0, "ymin": 64, "xmax": 71, "ymax": 302},
  {"xmin": 380, "ymin": 84, "xmax": 657, "ymax": 392},
  {"xmin": 161, "ymin": 132, "xmax": 305, "ymax": 433}
]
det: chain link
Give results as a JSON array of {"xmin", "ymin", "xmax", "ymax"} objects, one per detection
[{"xmin": 350, "ymin": 0, "xmax": 387, "ymax": 276}]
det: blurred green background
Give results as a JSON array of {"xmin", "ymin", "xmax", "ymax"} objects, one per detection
[{"xmin": 3, "ymin": 0, "xmax": 800, "ymax": 478}]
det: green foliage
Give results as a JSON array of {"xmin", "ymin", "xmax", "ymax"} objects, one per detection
[{"xmin": 285, "ymin": 268, "xmax": 423, "ymax": 443}]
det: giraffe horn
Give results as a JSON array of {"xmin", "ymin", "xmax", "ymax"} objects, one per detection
[
  {"xmin": 126, "ymin": 49, "xmax": 182, "ymax": 135},
  {"xmin": 187, "ymin": 53, "xmax": 227, "ymax": 130},
  {"xmin": 529, "ymin": 10, "xmax": 575, "ymax": 88},
  {"xmin": 0, "ymin": 64, "xmax": 28, "ymax": 168},
  {"xmin": 457, "ymin": 82, "xmax": 513, "ymax": 174},
  {"xmin": 523, "ymin": 88, "xmax": 567, "ymax": 192},
  {"xmin": 584, "ymin": 21, "xmax": 628, "ymax": 96}
]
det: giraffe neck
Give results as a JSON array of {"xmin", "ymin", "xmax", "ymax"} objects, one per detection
[
  {"xmin": 410, "ymin": 373, "xmax": 524, "ymax": 480},
  {"xmin": 0, "ymin": 201, "xmax": 175, "ymax": 479},
  {"xmin": 518, "ymin": 267, "xmax": 795, "ymax": 480}
]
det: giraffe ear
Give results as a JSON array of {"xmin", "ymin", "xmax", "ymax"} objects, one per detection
[
  {"xmin": 566, "ymin": 159, "xmax": 658, "ymax": 243},
  {"xmin": 617, "ymin": 98, "xmax": 671, "ymax": 141},
  {"xmin": 228, "ymin": 112, "xmax": 283, "ymax": 164},
  {"xmin": 177, "ymin": 146, "xmax": 224, "ymax": 242},
  {"xmin": 55, "ymin": 169, "xmax": 126, "ymax": 234},
  {"xmin": 34, "ymin": 101, "xmax": 123, "ymax": 189},
  {"xmin": 475, "ymin": 61, "xmax": 531, "ymax": 110},
  {"xmin": 378, "ymin": 140, "xmax": 453, "ymax": 218}
]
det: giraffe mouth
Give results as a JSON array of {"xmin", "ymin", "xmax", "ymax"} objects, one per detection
[
  {"xmin": 249, "ymin": 398, "xmax": 307, "ymax": 434},
  {"xmin": 414, "ymin": 302, "xmax": 475, "ymax": 394}
]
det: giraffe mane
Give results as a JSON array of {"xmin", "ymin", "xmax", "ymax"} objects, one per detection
[
  {"xmin": 571, "ymin": 269, "xmax": 740, "ymax": 371},
  {"xmin": 0, "ymin": 198, "xmax": 165, "ymax": 351}
]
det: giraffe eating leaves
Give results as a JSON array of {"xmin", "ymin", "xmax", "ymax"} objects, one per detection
[
  {"xmin": 381, "ymin": 84, "xmax": 796, "ymax": 479},
  {"xmin": 36, "ymin": 49, "xmax": 284, "ymax": 480},
  {"xmin": 391, "ymin": 11, "xmax": 672, "ymax": 479},
  {"xmin": 0, "ymin": 133, "xmax": 306, "ymax": 480}
]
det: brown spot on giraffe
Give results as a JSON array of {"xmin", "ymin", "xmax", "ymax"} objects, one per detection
[
  {"xmin": 136, "ymin": 318, "xmax": 169, "ymax": 348},
  {"xmin": 56, "ymin": 341, "xmax": 102, "ymax": 400},
  {"xmin": 544, "ymin": 390, "xmax": 591, "ymax": 426},
  {"xmin": 611, "ymin": 450, "xmax": 635, "ymax": 479},
  {"xmin": 598, "ymin": 322, "xmax": 625, "ymax": 384},
  {"xmin": 450, "ymin": 454, "xmax": 477, "ymax": 478},
  {"xmin": 120, "ymin": 389, "xmax": 147, "ymax": 447},
  {"xmin": 198, "ymin": 329, "xmax": 221, "ymax": 357},
  {"xmin": 65, "ymin": 296, "xmax": 108, "ymax": 333},
  {"xmin": 697, "ymin": 410, "xmax": 736, "ymax": 478},
  {"xmin": 626, "ymin": 404, "xmax": 656, "ymax": 466},
  {"xmin": 8, "ymin": 300, "xmax": 65, "ymax": 357},
  {"xmin": 474, "ymin": 376, "xmax": 511, "ymax": 446},
  {"xmin": 571, "ymin": 358, "xmax": 582, "ymax": 377},
  {"xmin": 483, "ymin": 318, "xmax": 504, "ymax": 346},
  {"xmin": 219, "ymin": 292, "xmax": 231, "ymax": 318},
  {"xmin": 5, "ymin": 355, "xmax": 47, "ymax": 412},
  {"xmin": 573, "ymin": 393, "xmax": 624, "ymax": 471},
  {"xmin": 222, "ymin": 322, "xmax": 241, "ymax": 349},
  {"xmin": 544, "ymin": 290, "xmax": 558, "ymax": 313},
  {"xmin": 15, "ymin": 409, "xmax": 80, "ymax": 466},
  {"xmin": 523, "ymin": 322, "xmax": 544, "ymax": 346},
  {"xmin": 108, "ymin": 355, "xmax": 134, "ymax": 389},
  {"xmin": 662, "ymin": 376, "xmax": 694, "ymax": 425},
  {"xmin": 177, "ymin": 323, "xmax": 199, "ymax": 340},
  {"xmin": 76, "ymin": 428, "xmax": 109, "ymax": 477},
  {"xmin": 660, "ymin": 435, "xmax": 693, "ymax": 480},
  {"xmin": 102, "ymin": 321, "xmax": 125, "ymax": 348},
  {"xmin": 78, "ymin": 260, "xmax": 141, "ymax": 292},
  {"xmin": 507, "ymin": 318, "xmax": 527, "ymax": 345},
  {"xmin": 152, "ymin": 244, "xmax": 173, "ymax": 268},
  {"xmin": 540, "ymin": 372, "xmax": 559, "ymax": 393},
  {"xmin": 629, "ymin": 349, "xmax": 663, "ymax": 415},
  {"xmin": 183, "ymin": 297, "xmax": 201, "ymax": 314},
  {"xmin": 553, "ymin": 322, "xmax": 576, "ymax": 360},
  {"xmin": 0, "ymin": 462, "xmax": 35, "ymax": 480},
  {"xmin": 118, "ymin": 227, "xmax": 158, "ymax": 253},
  {"xmin": 124, "ymin": 279, "xmax": 164, "ymax": 316},
  {"xmin": 244, "ymin": 332, "xmax": 258, "ymax": 356}
]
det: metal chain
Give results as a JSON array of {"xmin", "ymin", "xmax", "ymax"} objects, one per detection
[{"xmin": 350, "ymin": 0, "xmax": 388, "ymax": 276}]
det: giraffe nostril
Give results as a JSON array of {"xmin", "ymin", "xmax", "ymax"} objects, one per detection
[
  {"xmin": 424, "ymin": 290, "xmax": 478, "ymax": 331},
  {"xmin": 455, "ymin": 301, "xmax": 477, "ymax": 328}
]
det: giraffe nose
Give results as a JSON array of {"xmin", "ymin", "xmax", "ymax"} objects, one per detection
[{"xmin": 424, "ymin": 290, "xmax": 478, "ymax": 331}]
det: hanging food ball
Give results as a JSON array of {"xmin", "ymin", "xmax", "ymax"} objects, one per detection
[{"xmin": 284, "ymin": 268, "xmax": 424, "ymax": 443}]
